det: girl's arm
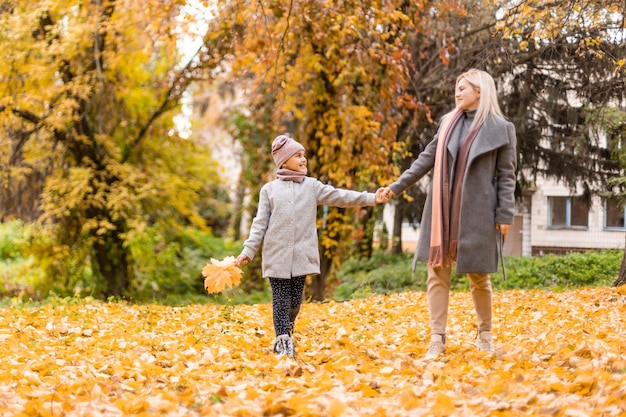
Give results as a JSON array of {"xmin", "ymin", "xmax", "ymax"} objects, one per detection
[
  {"xmin": 239, "ymin": 185, "xmax": 271, "ymax": 261},
  {"xmin": 315, "ymin": 180, "xmax": 377, "ymax": 207}
]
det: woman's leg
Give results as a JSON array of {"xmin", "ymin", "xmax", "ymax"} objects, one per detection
[
  {"xmin": 425, "ymin": 266, "xmax": 452, "ymax": 359},
  {"xmin": 467, "ymin": 273, "xmax": 492, "ymax": 332},
  {"xmin": 427, "ymin": 266, "xmax": 452, "ymax": 335}
]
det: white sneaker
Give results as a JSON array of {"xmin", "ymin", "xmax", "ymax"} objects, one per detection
[
  {"xmin": 425, "ymin": 334, "xmax": 445, "ymax": 360},
  {"xmin": 273, "ymin": 334, "xmax": 295, "ymax": 358},
  {"xmin": 477, "ymin": 331, "xmax": 494, "ymax": 353}
]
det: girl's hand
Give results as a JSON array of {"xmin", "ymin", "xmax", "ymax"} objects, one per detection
[
  {"xmin": 375, "ymin": 187, "xmax": 394, "ymax": 204},
  {"xmin": 235, "ymin": 254, "xmax": 250, "ymax": 266}
]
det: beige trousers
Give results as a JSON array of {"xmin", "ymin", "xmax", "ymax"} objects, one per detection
[{"xmin": 427, "ymin": 266, "xmax": 492, "ymax": 335}]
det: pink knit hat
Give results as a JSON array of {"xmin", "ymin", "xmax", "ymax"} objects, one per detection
[{"xmin": 271, "ymin": 135, "xmax": 305, "ymax": 168}]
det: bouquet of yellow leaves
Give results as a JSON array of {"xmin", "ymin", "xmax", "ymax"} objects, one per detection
[{"xmin": 202, "ymin": 256, "xmax": 243, "ymax": 294}]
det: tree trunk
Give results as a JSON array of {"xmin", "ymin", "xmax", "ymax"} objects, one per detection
[
  {"xmin": 230, "ymin": 180, "xmax": 247, "ymax": 241},
  {"xmin": 611, "ymin": 235, "xmax": 626, "ymax": 287},
  {"xmin": 355, "ymin": 206, "xmax": 374, "ymax": 258},
  {"xmin": 311, "ymin": 250, "xmax": 332, "ymax": 302},
  {"xmin": 391, "ymin": 202, "xmax": 404, "ymax": 254},
  {"xmin": 93, "ymin": 229, "xmax": 131, "ymax": 298}
]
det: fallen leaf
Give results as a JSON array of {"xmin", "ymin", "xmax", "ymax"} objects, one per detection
[{"xmin": 202, "ymin": 256, "xmax": 243, "ymax": 293}]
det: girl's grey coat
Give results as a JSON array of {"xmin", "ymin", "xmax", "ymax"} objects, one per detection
[
  {"xmin": 389, "ymin": 114, "xmax": 517, "ymax": 274},
  {"xmin": 242, "ymin": 177, "xmax": 377, "ymax": 279}
]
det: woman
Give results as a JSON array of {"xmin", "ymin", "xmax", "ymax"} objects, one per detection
[{"xmin": 383, "ymin": 69, "xmax": 517, "ymax": 359}]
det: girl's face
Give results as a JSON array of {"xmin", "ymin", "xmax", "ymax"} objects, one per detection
[
  {"xmin": 283, "ymin": 150, "xmax": 307, "ymax": 174},
  {"xmin": 455, "ymin": 78, "xmax": 480, "ymax": 111}
]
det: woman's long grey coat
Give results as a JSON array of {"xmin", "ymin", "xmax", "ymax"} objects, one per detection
[{"xmin": 389, "ymin": 114, "xmax": 517, "ymax": 274}]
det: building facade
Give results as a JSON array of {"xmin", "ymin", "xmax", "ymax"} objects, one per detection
[{"xmin": 378, "ymin": 177, "xmax": 626, "ymax": 257}]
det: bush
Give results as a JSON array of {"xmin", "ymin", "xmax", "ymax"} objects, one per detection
[
  {"xmin": 4, "ymin": 219, "xmax": 621, "ymax": 305},
  {"xmin": 0, "ymin": 221, "xmax": 246, "ymax": 303},
  {"xmin": 332, "ymin": 249, "xmax": 623, "ymax": 300},
  {"xmin": 0, "ymin": 221, "xmax": 44, "ymax": 299},
  {"xmin": 494, "ymin": 250, "xmax": 622, "ymax": 290},
  {"xmin": 126, "ymin": 226, "xmax": 243, "ymax": 302},
  {"xmin": 333, "ymin": 252, "xmax": 425, "ymax": 300},
  {"xmin": 0, "ymin": 220, "xmax": 24, "ymax": 261}
]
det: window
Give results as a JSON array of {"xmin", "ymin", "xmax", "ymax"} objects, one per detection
[
  {"xmin": 548, "ymin": 196, "xmax": 588, "ymax": 229},
  {"xmin": 605, "ymin": 197, "xmax": 626, "ymax": 229}
]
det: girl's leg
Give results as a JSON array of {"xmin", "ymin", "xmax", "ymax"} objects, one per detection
[
  {"xmin": 269, "ymin": 278, "xmax": 291, "ymax": 337},
  {"xmin": 288, "ymin": 275, "xmax": 306, "ymax": 334}
]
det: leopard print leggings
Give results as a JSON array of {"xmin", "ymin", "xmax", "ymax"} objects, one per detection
[{"xmin": 269, "ymin": 276, "xmax": 306, "ymax": 337}]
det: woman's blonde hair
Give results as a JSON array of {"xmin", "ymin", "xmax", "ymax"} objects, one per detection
[{"xmin": 453, "ymin": 68, "xmax": 503, "ymax": 130}]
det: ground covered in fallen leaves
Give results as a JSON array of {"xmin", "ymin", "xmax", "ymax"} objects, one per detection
[{"xmin": 1, "ymin": 286, "xmax": 625, "ymax": 416}]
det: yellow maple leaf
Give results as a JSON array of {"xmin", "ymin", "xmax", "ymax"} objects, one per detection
[{"xmin": 202, "ymin": 256, "xmax": 243, "ymax": 294}]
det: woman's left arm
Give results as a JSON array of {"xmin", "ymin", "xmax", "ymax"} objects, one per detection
[{"xmin": 495, "ymin": 121, "xmax": 517, "ymax": 226}]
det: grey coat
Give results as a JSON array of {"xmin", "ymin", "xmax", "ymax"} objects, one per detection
[
  {"xmin": 389, "ymin": 114, "xmax": 517, "ymax": 274},
  {"xmin": 242, "ymin": 177, "xmax": 377, "ymax": 279}
]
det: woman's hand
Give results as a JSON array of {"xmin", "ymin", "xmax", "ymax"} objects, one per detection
[{"xmin": 496, "ymin": 223, "xmax": 511, "ymax": 239}]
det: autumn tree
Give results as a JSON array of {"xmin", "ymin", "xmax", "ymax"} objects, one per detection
[
  {"xmin": 0, "ymin": 1, "xmax": 233, "ymax": 298},
  {"xmin": 614, "ymin": 235, "xmax": 626, "ymax": 287},
  {"xmin": 382, "ymin": 0, "xmax": 626, "ymax": 255},
  {"xmin": 223, "ymin": 93, "xmax": 277, "ymax": 294},
  {"xmin": 205, "ymin": 0, "xmax": 418, "ymax": 300},
  {"xmin": 203, "ymin": 0, "xmax": 626, "ymax": 296},
  {"xmin": 602, "ymin": 110, "xmax": 626, "ymax": 287},
  {"xmin": 384, "ymin": 0, "xmax": 491, "ymax": 253},
  {"xmin": 498, "ymin": 0, "xmax": 625, "ymax": 285},
  {"xmin": 493, "ymin": 0, "xmax": 625, "ymax": 184}
]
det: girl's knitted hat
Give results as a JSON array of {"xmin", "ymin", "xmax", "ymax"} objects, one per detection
[{"xmin": 271, "ymin": 135, "xmax": 305, "ymax": 168}]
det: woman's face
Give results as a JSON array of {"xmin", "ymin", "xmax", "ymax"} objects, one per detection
[
  {"xmin": 283, "ymin": 150, "xmax": 308, "ymax": 174},
  {"xmin": 455, "ymin": 78, "xmax": 480, "ymax": 111}
]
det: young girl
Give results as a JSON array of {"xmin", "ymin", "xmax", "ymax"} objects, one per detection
[{"xmin": 235, "ymin": 135, "xmax": 387, "ymax": 358}]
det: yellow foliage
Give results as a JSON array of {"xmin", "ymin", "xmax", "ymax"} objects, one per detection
[
  {"xmin": 0, "ymin": 0, "xmax": 229, "ymax": 296},
  {"xmin": 497, "ymin": 0, "xmax": 623, "ymax": 75},
  {"xmin": 0, "ymin": 287, "xmax": 624, "ymax": 416}
]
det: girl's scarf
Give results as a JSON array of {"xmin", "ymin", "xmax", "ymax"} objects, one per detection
[
  {"xmin": 428, "ymin": 110, "xmax": 481, "ymax": 268},
  {"xmin": 276, "ymin": 168, "xmax": 306, "ymax": 183}
]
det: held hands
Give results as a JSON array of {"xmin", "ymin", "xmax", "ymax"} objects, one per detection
[
  {"xmin": 496, "ymin": 223, "xmax": 511, "ymax": 240},
  {"xmin": 375, "ymin": 188, "xmax": 388, "ymax": 204},
  {"xmin": 375, "ymin": 187, "xmax": 395, "ymax": 204},
  {"xmin": 235, "ymin": 254, "xmax": 250, "ymax": 266}
]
